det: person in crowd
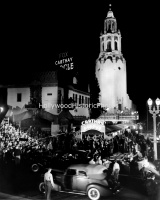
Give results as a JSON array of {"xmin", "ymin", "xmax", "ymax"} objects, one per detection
[
  {"xmin": 127, "ymin": 151, "xmax": 134, "ymax": 162},
  {"xmin": 145, "ymin": 174, "xmax": 159, "ymax": 200},
  {"xmin": 47, "ymin": 140, "xmax": 53, "ymax": 153},
  {"xmin": 0, "ymin": 145, "xmax": 3, "ymax": 163},
  {"xmin": 95, "ymin": 155, "xmax": 103, "ymax": 165},
  {"xmin": 44, "ymin": 168, "xmax": 55, "ymax": 200},
  {"xmin": 141, "ymin": 157, "xmax": 160, "ymax": 177},
  {"xmin": 109, "ymin": 159, "xmax": 121, "ymax": 194},
  {"xmin": 112, "ymin": 159, "xmax": 120, "ymax": 182},
  {"xmin": 113, "ymin": 136, "xmax": 119, "ymax": 153},
  {"xmin": 134, "ymin": 150, "xmax": 143, "ymax": 161},
  {"xmin": 89, "ymin": 155, "xmax": 96, "ymax": 164},
  {"xmin": 14, "ymin": 145, "xmax": 21, "ymax": 166},
  {"xmin": 102, "ymin": 157, "xmax": 112, "ymax": 170}
]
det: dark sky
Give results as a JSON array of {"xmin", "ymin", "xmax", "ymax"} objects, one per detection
[{"xmin": 1, "ymin": 0, "xmax": 160, "ymax": 120}]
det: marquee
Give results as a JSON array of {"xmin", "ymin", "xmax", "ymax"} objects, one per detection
[{"xmin": 80, "ymin": 119, "xmax": 105, "ymax": 138}]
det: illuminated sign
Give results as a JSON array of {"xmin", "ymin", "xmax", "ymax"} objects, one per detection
[
  {"xmin": 81, "ymin": 119, "xmax": 105, "ymax": 133},
  {"xmin": 81, "ymin": 119, "xmax": 104, "ymax": 125},
  {"xmin": 55, "ymin": 52, "xmax": 74, "ymax": 70}
]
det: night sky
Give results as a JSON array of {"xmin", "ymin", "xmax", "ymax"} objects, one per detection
[{"xmin": 1, "ymin": 1, "xmax": 160, "ymax": 121}]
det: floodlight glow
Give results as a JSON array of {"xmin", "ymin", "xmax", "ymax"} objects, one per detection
[
  {"xmin": 147, "ymin": 98, "xmax": 152, "ymax": 106},
  {"xmin": 155, "ymin": 98, "xmax": 160, "ymax": 106}
]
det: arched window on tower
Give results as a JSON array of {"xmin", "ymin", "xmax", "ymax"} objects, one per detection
[
  {"xmin": 107, "ymin": 41, "xmax": 111, "ymax": 52},
  {"xmin": 102, "ymin": 43, "xmax": 104, "ymax": 51},
  {"xmin": 110, "ymin": 21, "xmax": 112, "ymax": 31},
  {"xmin": 107, "ymin": 20, "xmax": 111, "ymax": 32},
  {"xmin": 107, "ymin": 21, "xmax": 109, "ymax": 31},
  {"xmin": 115, "ymin": 41, "xmax": 118, "ymax": 50},
  {"xmin": 112, "ymin": 22, "xmax": 114, "ymax": 32},
  {"xmin": 112, "ymin": 21, "xmax": 116, "ymax": 32},
  {"xmin": 114, "ymin": 23, "xmax": 117, "ymax": 32}
]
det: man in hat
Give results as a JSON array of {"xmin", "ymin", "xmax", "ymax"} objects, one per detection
[{"xmin": 44, "ymin": 168, "xmax": 55, "ymax": 200}]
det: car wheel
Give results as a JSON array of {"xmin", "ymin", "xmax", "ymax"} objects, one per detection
[
  {"xmin": 31, "ymin": 164, "xmax": 39, "ymax": 172},
  {"xmin": 87, "ymin": 187, "xmax": 101, "ymax": 200},
  {"xmin": 39, "ymin": 182, "xmax": 45, "ymax": 193}
]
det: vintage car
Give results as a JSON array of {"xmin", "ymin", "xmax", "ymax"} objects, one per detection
[
  {"xmin": 31, "ymin": 150, "xmax": 91, "ymax": 173},
  {"xmin": 31, "ymin": 150, "xmax": 69, "ymax": 172},
  {"xmin": 109, "ymin": 152, "xmax": 160, "ymax": 195},
  {"xmin": 31, "ymin": 155, "xmax": 51, "ymax": 173},
  {"xmin": 109, "ymin": 152, "xmax": 160, "ymax": 176},
  {"xmin": 39, "ymin": 164, "xmax": 114, "ymax": 200}
]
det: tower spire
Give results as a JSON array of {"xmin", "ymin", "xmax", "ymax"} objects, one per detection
[
  {"xmin": 104, "ymin": 5, "xmax": 116, "ymax": 34},
  {"xmin": 100, "ymin": 5, "xmax": 121, "ymax": 53},
  {"xmin": 107, "ymin": 4, "xmax": 114, "ymax": 18}
]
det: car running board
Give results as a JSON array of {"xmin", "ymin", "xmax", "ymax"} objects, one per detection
[{"xmin": 59, "ymin": 190, "xmax": 86, "ymax": 195}]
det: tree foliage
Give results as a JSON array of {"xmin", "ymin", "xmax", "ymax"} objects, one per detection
[{"xmin": 90, "ymin": 77, "xmax": 102, "ymax": 119}]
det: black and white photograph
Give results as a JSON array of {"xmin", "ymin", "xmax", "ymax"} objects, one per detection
[{"xmin": 0, "ymin": 1, "xmax": 160, "ymax": 200}]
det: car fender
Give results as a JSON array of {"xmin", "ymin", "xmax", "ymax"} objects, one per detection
[
  {"xmin": 39, "ymin": 182, "xmax": 45, "ymax": 193},
  {"xmin": 86, "ymin": 183, "xmax": 112, "ymax": 197}
]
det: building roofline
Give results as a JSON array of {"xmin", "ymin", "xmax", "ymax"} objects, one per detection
[
  {"xmin": 69, "ymin": 87, "xmax": 90, "ymax": 96},
  {"xmin": 58, "ymin": 84, "xmax": 90, "ymax": 96},
  {"xmin": 2, "ymin": 82, "xmax": 58, "ymax": 88}
]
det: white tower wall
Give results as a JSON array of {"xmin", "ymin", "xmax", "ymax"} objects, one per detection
[{"xmin": 95, "ymin": 6, "xmax": 133, "ymax": 113}]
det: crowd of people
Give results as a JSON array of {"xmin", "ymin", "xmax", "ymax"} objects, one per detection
[
  {"xmin": 70, "ymin": 128, "xmax": 154, "ymax": 167},
  {"xmin": 0, "ymin": 123, "xmax": 53, "ymax": 165},
  {"xmin": 0, "ymin": 121, "xmax": 154, "ymax": 167},
  {"xmin": 0, "ymin": 120, "xmax": 159, "ymax": 198}
]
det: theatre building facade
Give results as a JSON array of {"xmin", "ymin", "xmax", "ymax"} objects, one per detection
[
  {"xmin": 5, "ymin": 69, "xmax": 90, "ymax": 135},
  {"xmin": 4, "ymin": 6, "xmax": 139, "ymax": 137}
]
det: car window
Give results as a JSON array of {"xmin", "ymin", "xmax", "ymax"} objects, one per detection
[
  {"xmin": 103, "ymin": 169, "xmax": 108, "ymax": 174},
  {"xmin": 66, "ymin": 169, "xmax": 76, "ymax": 176},
  {"xmin": 78, "ymin": 170, "xmax": 87, "ymax": 176}
]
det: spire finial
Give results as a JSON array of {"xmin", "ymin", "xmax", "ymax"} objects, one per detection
[{"xmin": 109, "ymin": 4, "xmax": 112, "ymax": 10}]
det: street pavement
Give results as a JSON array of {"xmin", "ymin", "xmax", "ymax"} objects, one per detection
[
  {"xmin": 0, "ymin": 161, "xmax": 151, "ymax": 200},
  {"xmin": 0, "ymin": 188, "xmax": 149, "ymax": 200}
]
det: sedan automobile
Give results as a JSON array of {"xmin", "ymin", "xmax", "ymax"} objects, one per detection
[{"xmin": 39, "ymin": 164, "xmax": 113, "ymax": 200}]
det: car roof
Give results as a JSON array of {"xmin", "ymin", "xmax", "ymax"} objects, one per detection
[
  {"xmin": 76, "ymin": 150, "xmax": 86, "ymax": 153},
  {"xmin": 68, "ymin": 164, "xmax": 108, "ymax": 180},
  {"xmin": 68, "ymin": 164, "xmax": 107, "ymax": 174}
]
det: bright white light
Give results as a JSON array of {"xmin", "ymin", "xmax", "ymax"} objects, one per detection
[
  {"xmin": 155, "ymin": 98, "xmax": 160, "ymax": 106},
  {"xmin": 0, "ymin": 107, "xmax": 3, "ymax": 112},
  {"xmin": 147, "ymin": 98, "xmax": 152, "ymax": 106},
  {"xmin": 96, "ymin": 58, "xmax": 131, "ymax": 112}
]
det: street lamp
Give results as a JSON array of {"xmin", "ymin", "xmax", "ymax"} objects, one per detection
[
  {"xmin": 147, "ymin": 98, "xmax": 160, "ymax": 160},
  {"xmin": 0, "ymin": 107, "xmax": 3, "ymax": 113}
]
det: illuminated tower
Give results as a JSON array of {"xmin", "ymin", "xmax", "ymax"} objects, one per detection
[{"xmin": 95, "ymin": 5, "xmax": 132, "ymax": 113}]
